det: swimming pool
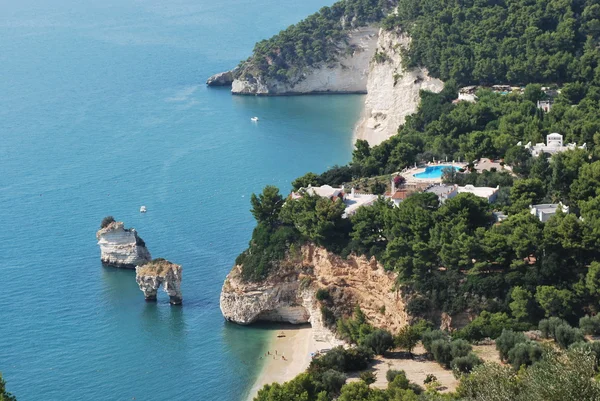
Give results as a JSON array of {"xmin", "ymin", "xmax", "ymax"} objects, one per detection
[{"xmin": 413, "ymin": 165, "xmax": 460, "ymax": 179}]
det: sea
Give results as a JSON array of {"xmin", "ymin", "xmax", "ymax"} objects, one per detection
[{"xmin": 0, "ymin": 0, "xmax": 365, "ymax": 400}]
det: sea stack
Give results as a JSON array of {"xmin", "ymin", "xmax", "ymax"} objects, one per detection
[
  {"xmin": 136, "ymin": 259, "xmax": 183, "ymax": 305},
  {"xmin": 96, "ymin": 218, "xmax": 151, "ymax": 268}
]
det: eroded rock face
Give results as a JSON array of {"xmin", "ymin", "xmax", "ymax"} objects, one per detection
[
  {"xmin": 135, "ymin": 259, "xmax": 182, "ymax": 305},
  {"xmin": 220, "ymin": 245, "xmax": 410, "ymax": 336},
  {"xmin": 231, "ymin": 26, "xmax": 379, "ymax": 95},
  {"xmin": 206, "ymin": 68, "xmax": 238, "ymax": 86},
  {"xmin": 96, "ymin": 221, "xmax": 151, "ymax": 268},
  {"xmin": 355, "ymin": 29, "xmax": 444, "ymax": 146}
]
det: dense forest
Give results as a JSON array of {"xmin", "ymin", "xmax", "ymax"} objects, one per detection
[
  {"xmin": 239, "ymin": 0, "xmax": 600, "ymax": 399},
  {"xmin": 384, "ymin": 0, "xmax": 600, "ymax": 85},
  {"xmin": 237, "ymin": 0, "xmax": 395, "ymax": 82}
]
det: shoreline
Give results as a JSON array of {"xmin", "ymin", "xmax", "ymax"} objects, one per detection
[{"xmin": 244, "ymin": 324, "xmax": 341, "ymax": 401}]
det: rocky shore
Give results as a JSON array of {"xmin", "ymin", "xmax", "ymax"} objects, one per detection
[{"xmin": 220, "ymin": 244, "xmax": 410, "ymax": 338}]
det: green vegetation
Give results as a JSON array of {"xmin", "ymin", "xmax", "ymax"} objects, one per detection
[
  {"xmin": 0, "ymin": 374, "xmax": 16, "ymax": 401},
  {"xmin": 383, "ymin": 0, "xmax": 600, "ymax": 86},
  {"xmin": 240, "ymin": 1, "xmax": 600, "ymax": 398},
  {"xmin": 100, "ymin": 215, "xmax": 115, "ymax": 229},
  {"xmin": 459, "ymin": 348, "xmax": 600, "ymax": 401},
  {"xmin": 240, "ymin": 0, "xmax": 395, "ymax": 82}
]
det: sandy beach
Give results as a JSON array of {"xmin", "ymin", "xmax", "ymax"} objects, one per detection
[{"xmin": 245, "ymin": 324, "xmax": 340, "ymax": 401}]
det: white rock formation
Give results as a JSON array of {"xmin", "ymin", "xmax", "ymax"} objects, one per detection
[
  {"xmin": 206, "ymin": 67, "xmax": 239, "ymax": 86},
  {"xmin": 355, "ymin": 29, "xmax": 444, "ymax": 146},
  {"xmin": 136, "ymin": 259, "xmax": 183, "ymax": 305},
  {"xmin": 231, "ymin": 26, "xmax": 379, "ymax": 95},
  {"xmin": 96, "ymin": 221, "xmax": 151, "ymax": 268},
  {"xmin": 220, "ymin": 245, "xmax": 410, "ymax": 341}
]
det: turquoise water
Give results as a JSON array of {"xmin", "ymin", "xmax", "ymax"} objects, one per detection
[
  {"xmin": 0, "ymin": 1, "xmax": 364, "ymax": 400},
  {"xmin": 413, "ymin": 165, "xmax": 460, "ymax": 179}
]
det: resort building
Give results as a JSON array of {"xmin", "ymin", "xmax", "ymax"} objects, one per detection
[
  {"xmin": 537, "ymin": 99, "xmax": 553, "ymax": 112},
  {"xmin": 457, "ymin": 86, "xmax": 478, "ymax": 103},
  {"xmin": 426, "ymin": 184, "xmax": 500, "ymax": 203},
  {"xmin": 520, "ymin": 133, "xmax": 586, "ymax": 157},
  {"xmin": 291, "ymin": 185, "xmax": 378, "ymax": 218},
  {"xmin": 530, "ymin": 203, "xmax": 569, "ymax": 223}
]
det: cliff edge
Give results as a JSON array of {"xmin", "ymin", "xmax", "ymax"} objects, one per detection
[
  {"xmin": 230, "ymin": 26, "xmax": 379, "ymax": 95},
  {"xmin": 220, "ymin": 244, "xmax": 410, "ymax": 338},
  {"xmin": 96, "ymin": 221, "xmax": 151, "ymax": 268},
  {"xmin": 355, "ymin": 29, "xmax": 444, "ymax": 146}
]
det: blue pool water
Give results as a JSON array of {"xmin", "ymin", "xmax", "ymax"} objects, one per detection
[
  {"xmin": 0, "ymin": 0, "xmax": 364, "ymax": 400},
  {"xmin": 413, "ymin": 165, "xmax": 460, "ymax": 179}
]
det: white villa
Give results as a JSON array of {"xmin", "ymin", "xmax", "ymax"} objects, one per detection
[
  {"xmin": 291, "ymin": 185, "xmax": 378, "ymax": 218},
  {"xmin": 426, "ymin": 184, "xmax": 500, "ymax": 203},
  {"xmin": 530, "ymin": 203, "xmax": 569, "ymax": 222},
  {"xmin": 520, "ymin": 133, "xmax": 586, "ymax": 157}
]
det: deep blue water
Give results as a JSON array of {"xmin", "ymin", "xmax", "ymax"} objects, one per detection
[{"xmin": 0, "ymin": 1, "xmax": 364, "ymax": 400}]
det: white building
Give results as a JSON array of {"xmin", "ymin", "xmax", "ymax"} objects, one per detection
[
  {"xmin": 530, "ymin": 203, "xmax": 569, "ymax": 222},
  {"xmin": 537, "ymin": 99, "xmax": 553, "ymax": 112},
  {"xmin": 426, "ymin": 184, "xmax": 500, "ymax": 203},
  {"xmin": 457, "ymin": 86, "xmax": 478, "ymax": 103},
  {"xmin": 292, "ymin": 185, "xmax": 377, "ymax": 218},
  {"xmin": 522, "ymin": 133, "xmax": 586, "ymax": 157}
]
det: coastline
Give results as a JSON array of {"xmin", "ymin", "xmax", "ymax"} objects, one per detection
[{"xmin": 244, "ymin": 324, "xmax": 340, "ymax": 401}]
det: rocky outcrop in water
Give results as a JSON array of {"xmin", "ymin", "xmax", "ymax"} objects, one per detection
[
  {"xmin": 96, "ymin": 221, "xmax": 151, "ymax": 268},
  {"xmin": 220, "ymin": 244, "xmax": 410, "ymax": 337},
  {"xmin": 206, "ymin": 68, "xmax": 238, "ymax": 87},
  {"xmin": 136, "ymin": 259, "xmax": 183, "ymax": 305},
  {"xmin": 355, "ymin": 29, "xmax": 444, "ymax": 146},
  {"xmin": 231, "ymin": 26, "xmax": 379, "ymax": 95}
]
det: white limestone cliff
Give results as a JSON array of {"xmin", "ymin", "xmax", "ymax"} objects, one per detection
[
  {"xmin": 136, "ymin": 259, "xmax": 183, "ymax": 305},
  {"xmin": 220, "ymin": 245, "xmax": 410, "ymax": 340},
  {"xmin": 96, "ymin": 221, "xmax": 151, "ymax": 268},
  {"xmin": 355, "ymin": 29, "xmax": 444, "ymax": 146},
  {"xmin": 231, "ymin": 26, "xmax": 379, "ymax": 95}
]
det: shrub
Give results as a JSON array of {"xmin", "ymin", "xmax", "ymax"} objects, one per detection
[
  {"xmin": 579, "ymin": 315, "xmax": 600, "ymax": 335},
  {"xmin": 507, "ymin": 341, "xmax": 543, "ymax": 370},
  {"xmin": 424, "ymin": 374, "xmax": 437, "ymax": 384},
  {"xmin": 311, "ymin": 346, "xmax": 373, "ymax": 373},
  {"xmin": 450, "ymin": 339, "xmax": 472, "ymax": 359},
  {"xmin": 555, "ymin": 325, "xmax": 584, "ymax": 349},
  {"xmin": 386, "ymin": 369, "xmax": 405, "ymax": 383},
  {"xmin": 495, "ymin": 330, "xmax": 527, "ymax": 361},
  {"xmin": 456, "ymin": 312, "xmax": 519, "ymax": 341},
  {"xmin": 321, "ymin": 306, "xmax": 336, "ymax": 328},
  {"xmin": 422, "ymin": 330, "xmax": 449, "ymax": 353},
  {"xmin": 388, "ymin": 372, "xmax": 410, "ymax": 391},
  {"xmin": 406, "ymin": 297, "xmax": 432, "ymax": 316},
  {"xmin": 451, "ymin": 353, "xmax": 483, "ymax": 378},
  {"xmin": 361, "ymin": 329, "xmax": 394, "ymax": 355},
  {"xmin": 359, "ymin": 371, "xmax": 376, "ymax": 385},
  {"xmin": 538, "ymin": 317, "xmax": 568, "ymax": 339},
  {"xmin": 316, "ymin": 288, "xmax": 330, "ymax": 301},
  {"xmin": 101, "ymin": 215, "xmax": 115, "ymax": 228},
  {"xmin": 570, "ymin": 341, "xmax": 600, "ymax": 363},
  {"xmin": 319, "ymin": 369, "xmax": 347, "ymax": 395},
  {"xmin": 430, "ymin": 339, "xmax": 453, "ymax": 368}
]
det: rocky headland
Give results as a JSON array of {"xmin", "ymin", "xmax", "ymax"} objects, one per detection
[
  {"xmin": 136, "ymin": 259, "xmax": 183, "ymax": 305},
  {"xmin": 207, "ymin": 25, "xmax": 444, "ymax": 146},
  {"xmin": 96, "ymin": 221, "xmax": 151, "ymax": 268},
  {"xmin": 220, "ymin": 244, "xmax": 410, "ymax": 340},
  {"xmin": 230, "ymin": 26, "xmax": 379, "ymax": 95}
]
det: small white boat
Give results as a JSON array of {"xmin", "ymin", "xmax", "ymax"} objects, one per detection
[
  {"xmin": 251, "ymin": 117, "xmax": 259, "ymax": 122},
  {"xmin": 140, "ymin": 206, "xmax": 147, "ymax": 213}
]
